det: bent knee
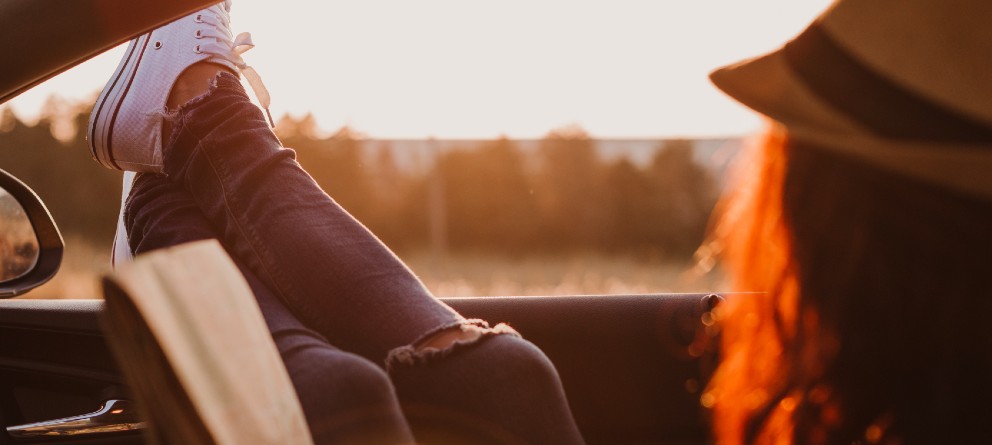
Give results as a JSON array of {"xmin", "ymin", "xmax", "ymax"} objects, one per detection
[
  {"xmin": 385, "ymin": 320, "xmax": 523, "ymax": 371},
  {"xmin": 285, "ymin": 345, "xmax": 397, "ymax": 407},
  {"xmin": 472, "ymin": 334, "xmax": 562, "ymax": 384},
  {"xmin": 284, "ymin": 346, "xmax": 412, "ymax": 443},
  {"xmin": 388, "ymin": 322, "xmax": 561, "ymax": 388}
]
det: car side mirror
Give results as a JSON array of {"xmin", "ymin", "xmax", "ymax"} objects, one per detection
[{"xmin": 0, "ymin": 169, "xmax": 62, "ymax": 297}]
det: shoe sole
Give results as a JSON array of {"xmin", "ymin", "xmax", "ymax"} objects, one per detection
[{"xmin": 89, "ymin": 33, "xmax": 152, "ymax": 170}]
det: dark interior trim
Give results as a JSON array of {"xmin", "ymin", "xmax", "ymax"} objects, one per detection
[{"xmin": 0, "ymin": 0, "xmax": 220, "ymax": 104}]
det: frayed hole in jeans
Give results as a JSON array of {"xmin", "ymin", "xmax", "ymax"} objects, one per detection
[{"xmin": 384, "ymin": 320, "xmax": 520, "ymax": 372}]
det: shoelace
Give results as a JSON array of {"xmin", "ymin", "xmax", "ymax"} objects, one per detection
[{"xmin": 194, "ymin": 2, "xmax": 274, "ymax": 126}]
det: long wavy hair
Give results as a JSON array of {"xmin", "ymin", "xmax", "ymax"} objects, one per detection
[{"xmin": 706, "ymin": 125, "xmax": 992, "ymax": 444}]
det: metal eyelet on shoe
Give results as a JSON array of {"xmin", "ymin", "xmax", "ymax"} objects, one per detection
[
  {"xmin": 194, "ymin": 14, "xmax": 204, "ymax": 23},
  {"xmin": 153, "ymin": 41, "xmax": 163, "ymax": 50},
  {"xmin": 195, "ymin": 30, "xmax": 203, "ymax": 38},
  {"xmin": 193, "ymin": 45, "xmax": 202, "ymax": 54}
]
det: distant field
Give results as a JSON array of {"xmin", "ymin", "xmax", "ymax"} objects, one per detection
[
  {"xmin": 22, "ymin": 237, "xmax": 111, "ymax": 300},
  {"xmin": 401, "ymin": 250, "xmax": 727, "ymax": 296},
  {"xmin": 22, "ymin": 240, "xmax": 727, "ymax": 299}
]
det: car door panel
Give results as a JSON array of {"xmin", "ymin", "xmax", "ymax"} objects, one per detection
[
  {"xmin": 447, "ymin": 295, "xmax": 716, "ymax": 445},
  {"xmin": 0, "ymin": 301, "xmax": 139, "ymax": 444},
  {"xmin": 0, "ymin": 295, "xmax": 714, "ymax": 444}
]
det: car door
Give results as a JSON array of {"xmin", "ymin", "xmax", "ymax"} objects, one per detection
[
  {"xmin": 0, "ymin": 300, "xmax": 142, "ymax": 444},
  {"xmin": 0, "ymin": 296, "xmax": 716, "ymax": 445}
]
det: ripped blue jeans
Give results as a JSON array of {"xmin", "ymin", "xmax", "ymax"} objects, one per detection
[{"xmin": 123, "ymin": 72, "xmax": 585, "ymax": 445}]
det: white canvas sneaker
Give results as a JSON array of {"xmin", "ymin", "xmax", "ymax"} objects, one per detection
[
  {"xmin": 88, "ymin": 0, "xmax": 270, "ymax": 173},
  {"xmin": 112, "ymin": 172, "xmax": 137, "ymax": 267}
]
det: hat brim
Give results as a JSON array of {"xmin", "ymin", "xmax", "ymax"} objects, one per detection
[
  {"xmin": 710, "ymin": 50, "xmax": 992, "ymax": 201},
  {"xmin": 710, "ymin": 50, "xmax": 865, "ymax": 137}
]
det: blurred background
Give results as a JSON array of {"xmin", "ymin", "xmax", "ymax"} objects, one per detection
[{"xmin": 0, "ymin": 0, "xmax": 831, "ymax": 298}]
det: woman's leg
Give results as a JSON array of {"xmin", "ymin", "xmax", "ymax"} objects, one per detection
[
  {"xmin": 124, "ymin": 173, "xmax": 415, "ymax": 444},
  {"xmin": 161, "ymin": 69, "xmax": 585, "ymax": 444},
  {"xmin": 388, "ymin": 334, "xmax": 586, "ymax": 445},
  {"xmin": 164, "ymin": 70, "xmax": 456, "ymax": 362}
]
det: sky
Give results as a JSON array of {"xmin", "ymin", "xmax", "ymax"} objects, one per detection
[{"xmin": 6, "ymin": 0, "xmax": 833, "ymax": 139}]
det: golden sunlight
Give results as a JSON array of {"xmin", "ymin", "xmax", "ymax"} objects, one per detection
[{"xmin": 7, "ymin": 0, "xmax": 831, "ymax": 139}]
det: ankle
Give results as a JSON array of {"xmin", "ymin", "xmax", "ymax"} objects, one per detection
[
  {"xmin": 162, "ymin": 63, "xmax": 236, "ymax": 142},
  {"xmin": 166, "ymin": 62, "xmax": 237, "ymax": 110}
]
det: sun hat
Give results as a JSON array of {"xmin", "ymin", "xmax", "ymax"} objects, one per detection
[{"xmin": 710, "ymin": 0, "xmax": 992, "ymax": 200}]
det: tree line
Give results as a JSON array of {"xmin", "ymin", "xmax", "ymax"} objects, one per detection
[{"xmin": 0, "ymin": 103, "xmax": 720, "ymax": 262}]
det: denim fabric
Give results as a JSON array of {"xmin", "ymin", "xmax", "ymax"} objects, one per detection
[
  {"xmin": 125, "ymin": 175, "xmax": 415, "ymax": 444},
  {"xmin": 125, "ymin": 71, "xmax": 585, "ymax": 444}
]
